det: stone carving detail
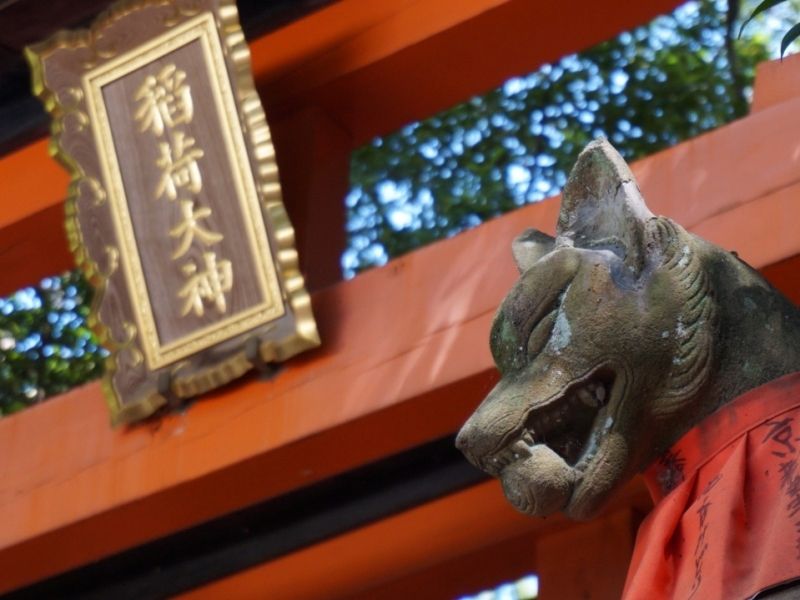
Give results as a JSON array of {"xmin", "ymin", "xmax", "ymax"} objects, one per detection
[{"xmin": 456, "ymin": 139, "xmax": 800, "ymax": 520}]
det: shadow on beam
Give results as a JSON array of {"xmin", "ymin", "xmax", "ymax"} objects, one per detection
[{"xmin": 3, "ymin": 434, "xmax": 487, "ymax": 600}]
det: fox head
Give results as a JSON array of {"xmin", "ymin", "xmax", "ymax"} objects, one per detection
[{"xmin": 456, "ymin": 139, "xmax": 800, "ymax": 520}]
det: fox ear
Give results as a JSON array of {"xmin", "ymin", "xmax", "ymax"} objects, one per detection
[
  {"xmin": 557, "ymin": 139, "xmax": 654, "ymax": 275},
  {"xmin": 512, "ymin": 229, "xmax": 555, "ymax": 273}
]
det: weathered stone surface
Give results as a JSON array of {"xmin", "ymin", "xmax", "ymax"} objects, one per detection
[{"xmin": 456, "ymin": 138, "xmax": 800, "ymax": 520}]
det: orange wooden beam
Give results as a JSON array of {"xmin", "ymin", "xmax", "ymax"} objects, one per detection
[
  {"xmin": 0, "ymin": 140, "xmax": 73, "ymax": 290},
  {"xmin": 2, "ymin": 160, "xmax": 799, "ymax": 593},
  {"xmin": 4, "ymin": 58, "xmax": 800, "ymax": 585},
  {"xmin": 175, "ymin": 478, "xmax": 651, "ymax": 600},
  {"xmin": 257, "ymin": 0, "xmax": 683, "ymax": 145},
  {"xmin": 270, "ymin": 107, "xmax": 351, "ymax": 289},
  {"xmin": 536, "ymin": 509, "xmax": 639, "ymax": 600},
  {"xmin": 751, "ymin": 52, "xmax": 800, "ymax": 113},
  {"xmin": 0, "ymin": 201, "xmax": 526, "ymax": 592},
  {"xmin": 341, "ymin": 530, "xmax": 542, "ymax": 600},
  {"xmin": 0, "ymin": 138, "xmax": 67, "ymax": 231},
  {"xmin": 3, "ymin": 53, "xmax": 800, "ymax": 295},
  {"xmin": 0, "ymin": 3, "xmax": 799, "ymax": 595},
  {"xmin": 0, "ymin": 0, "xmax": 683, "ymax": 292},
  {"xmin": 0, "ymin": 203, "xmax": 72, "ymax": 293},
  {"xmin": 762, "ymin": 255, "xmax": 800, "ymax": 306}
]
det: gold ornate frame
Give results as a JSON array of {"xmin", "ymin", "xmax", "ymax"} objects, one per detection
[
  {"xmin": 26, "ymin": 0, "xmax": 320, "ymax": 424},
  {"xmin": 84, "ymin": 14, "xmax": 285, "ymax": 369}
]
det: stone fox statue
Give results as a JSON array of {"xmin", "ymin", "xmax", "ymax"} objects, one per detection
[{"xmin": 456, "ymin": 139, "xmax": 800, "ymax": 599}]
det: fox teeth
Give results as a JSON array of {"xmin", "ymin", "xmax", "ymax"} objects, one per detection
[
  {"xmin": 578, "ymin": 388, "xmax": 595, "ymax": 407},
  {"xmin": 595, "ymin": 385, "xmax": 606, "ymax": 404},
  {"xmin": 513, "ymin": 439, "xmax": 532, "ymax": 457},
  {"xmin": 486, "ymin": 378, "xmax": 610, "ymax": 473},
  {"xmin": 576, "ymin": 384, "xmax": 608, "ymax": 407}
]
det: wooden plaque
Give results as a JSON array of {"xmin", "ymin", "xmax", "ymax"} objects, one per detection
[{"xmin": 26, "ymin": 0, "xmax": 320, "ymax": 424}]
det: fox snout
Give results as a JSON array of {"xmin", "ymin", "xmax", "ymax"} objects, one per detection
[
  {"xmin": 455, "ymin": 419, "xmax": 481, "ymax": 468},
  {"xmin": 455, "ymin": 411, "xmax": 508, "ymax": 475}
]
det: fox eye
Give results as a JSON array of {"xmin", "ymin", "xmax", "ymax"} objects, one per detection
[{"xmin": 527, "ymin": 309, "xmax": 557, "ymax": 358}]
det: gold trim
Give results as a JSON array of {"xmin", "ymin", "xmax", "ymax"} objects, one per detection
[
  {"xmin": 82, "ymin": 14, "xmax": 285, "ymax": 370},
  {"xmin": 26, "ymin": 0, "xmax": 320, "ymax": 425}
]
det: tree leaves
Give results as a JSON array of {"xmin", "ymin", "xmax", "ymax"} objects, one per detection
[
  {"xmin": 781, "ymin": 21, "xmax": 800, "ymax": 56},
  {"xmin": 344, "ymin": 0, "xmax": 769, "ymax": 276},
  {"xmin": 0, "ymin": 271, "xmax": 106, "ymax": 415},
  {"xmin": 739, "ymin": 0, "xmax": 800, "ymax": 57},
  {"xmin": 0, "ymin": 0, "xmax": 779, "ymax": 415},
  {"xmin": 739, "ymin": 0, "xmax": 788, "ymax": 37}
]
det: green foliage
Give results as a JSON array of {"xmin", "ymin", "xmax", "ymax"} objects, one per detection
[
  {"xmin": 781, "ymin": 21, "xmax": 800, "ymax": 54},
  {"xmin": 741, "ymin": 0, "xmax": 800, "ymax": 55},
  {"xmin": 739, "ymin": 0, "xmax": 800, "ymax": 58},
  {"xmin": 0, "ymin": 271, "xmax": 106, "ymax": 415},
  {"xmin": 740, "ymin": 0, "xmax": 790, "ymax": 35},
  {"xmin": 343, "ymin": 0, "xmax": 771, "ymax": 276}
]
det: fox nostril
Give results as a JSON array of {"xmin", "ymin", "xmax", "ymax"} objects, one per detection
[
  {"xmin": 455, "ymin": 424, "xmax": 478, "ymax": 462},
  {"xmin": 456, "ymin": 424, "xmax": 483, "ymax": 469},
  {"xmin": 455, "ymin": 426, "xmax": 470, "ymax": 452}
]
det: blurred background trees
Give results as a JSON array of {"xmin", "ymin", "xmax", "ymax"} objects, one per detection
[
  {"xmin": 343, "ymin": 0, "xmax": 777, "ymax": 275},
  {"xmin": 0, "ymin": 271, "xmax": 105, "ymax": 414},
  {"xmin": 1, "ymin": 0, "xmax": 796, "ymax": 414}
]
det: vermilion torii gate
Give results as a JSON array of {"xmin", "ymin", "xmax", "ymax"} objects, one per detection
[{"xmin": 1, "ymin": 0, "xmax": 800, "ymax": 597}]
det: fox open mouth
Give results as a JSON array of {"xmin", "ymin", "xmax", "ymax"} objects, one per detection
[{"xmin": 484, "ymin": 370, "xmax": 615, "ymax": 474}]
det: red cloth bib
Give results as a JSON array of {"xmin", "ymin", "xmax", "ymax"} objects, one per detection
[{"xmin": 623, "ymin": 372, "xmax": 800, "ymax": 600}]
